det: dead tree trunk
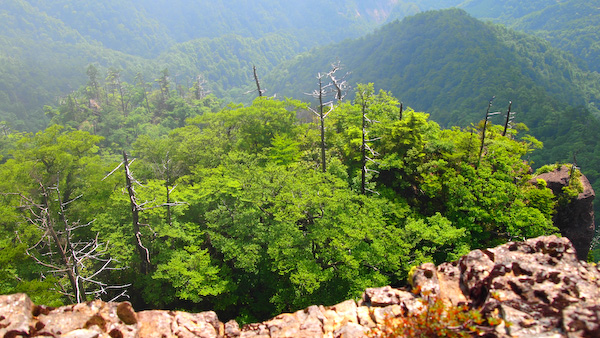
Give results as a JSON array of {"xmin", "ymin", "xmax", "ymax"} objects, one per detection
[
  {"xmin": 14, "ymin": 181, "xmax": 127, "ymax": 303},
  {"xmin": 477, "ymin": 97, "xmax": 497, "ymax": 170},
  {"xmin": 39, "ymin": 184, "xmax": 83, "ymax": 302},
  {"xmin": 122, "ymin": 151, "xmax": 150, "ymax": 275},
  {"xmin": 136, "ymin": 73, "xmax": 152, "ymax": 116},
  {"xmin": 502, "ymin": 101, "xmax": 514, "ymax": 137},
  {"xmin": 165, "ymin": 156, "xmax": 173, "ymax": 227},
  {"xmin": 306, "ymin": 62, "xmax": 349, "ymax": 172},
  {"xmin": 399, "ymin": 102, "xmax": 403, "ymax": 120},
  {"xmin": 361, "ymin": 100, "xmax": 367, "ymax": 195},
  {"xmin": 328, "ymin": 60, "xmax": 349, "ymax": 102},
  {"xmin": 318, "ymin": 80, "xmax": 327, "ymax": 173},
  {"xmin": 356, "ymin": 85, "xmax": 380, "ymax": 195},
  {"xmin": 253, "ymin": 65, "xmax": 263, "ymax": 97}
]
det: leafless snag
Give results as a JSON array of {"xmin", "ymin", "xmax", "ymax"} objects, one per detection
[
  {"xmin": 306, "ymin": 74, "xmax": 334, "ymax": 172},
  {"xmin": 156, "ymin": 68, "xmax": 171, "ymax": 105},
  {"xmin": 135, "ymin": 73, "xmax": 152, "ymax": 116},
  {"xmin": 10, "ymin": 178, "xmax": 128, "ymax": 304},
  {"xmin": 399, "ymin": 102, "xmax": 403, "ymax": 120},
  {"xmin": 327, "ymin": 61, "xmax": 350, "ymax": 102},
  {"xmin": 106, "ymin": 68, "xmax": 128, "ymax": 114},
  {"xmin": 115, "ymin": 152, "xmax": 186, "ymax": 275},
  {"xmin": 122, "ymin": 151, "xmax": 150, "ymax": 275},
  {"xmin": 357, "ymin": 86, "xmax": 381, "ymax": 195},
  {"xmin": 476, "ymin": 97, "xmax": 501, "ymax": 170},
  {"xmin": 305, "ymin": 62, "xmax": 350, "ymax": 172},
  {"xmin": 0, "ymin": 121, "xmax": 13, "ymax": 137},
  {"xmin": 193, "ymin": 74, "xmax": 211, "ymax": 100},
  {"xmin": 502, "ymin": 101, "xmax": 516, "ymax": 137},
  {"xmin": 253, "ymin": 65, "xmax": 265, "ymax": 97}
]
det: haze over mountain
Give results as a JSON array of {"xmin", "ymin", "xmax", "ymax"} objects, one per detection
[
  {"xmin": 2, "ymin": 0, "xmax": 599, "ymax": 130},
  {"xmin": 1, "ymin": 0, "xmax": 436, "ymax": 129}
]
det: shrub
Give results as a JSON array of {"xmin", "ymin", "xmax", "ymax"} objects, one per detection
[{"xmin": 369, "ymin": 290, "xmax": 502, "ymax": 338}]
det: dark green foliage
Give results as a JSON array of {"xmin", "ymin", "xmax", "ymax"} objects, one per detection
[{"xmin": 461, "ymin": 0, "xmax": 600, "ymax": 73}]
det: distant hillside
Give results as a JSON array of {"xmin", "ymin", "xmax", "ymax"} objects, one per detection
[
  {"xmin": 0, "ymin": 0, "xmax": 153, "ymax": 130},
  {"xmin": 19, "ymin": 0, "xmax": 448, "ymax": 57},
  {"xmin": 2, "ymin": 0, "xmax": 451, "ymax": 130},
  {"xmin": 24, "ymin": 0, "xmax": 174, "ymax": 57},
  {"xmin": 459, "ymin": 0, "xmax": 600, "ymax": 73},
  {"xmin": 267, "ymin": 9, "xmax": 600, "ymax": 120},
  {"xmin": 458, "ymin": 0, "xmax": 559, "ymax": 21},
  {"xmin": 511, "ymin": 0, "xmax": 600, "ymax": 73},
  {"xmin": 153, "ymin": 34, "xmax": 302, "ymax": 102},
  {"xmin": 264, "ymin": 8, "xmax": 600, "ymax": 186},
  {"xmin": 2, "ymin": 0, "xmax": 600, "ymax": 132}
]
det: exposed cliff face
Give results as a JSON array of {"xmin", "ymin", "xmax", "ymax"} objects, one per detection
[
  {"xmin": 531, "ymin": 166, "xmax": 596, "ymax": 260},
  {"xmin": 1, "ymin": 236, "xmax": 598, "ymax": 338}
]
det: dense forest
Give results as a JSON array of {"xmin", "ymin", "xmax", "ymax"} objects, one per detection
[
  {"xmin": 0, "ymin": 0, "xmax": 443, "ymax": 131},
  {"xmin": 0, "ymin": 75, "xmax": 564, "ymax": 321},
  {"xmin": 5, "ymin": 0, "xmax": 600, "ymax": 132},
  {"xmin": 266, "ymin": 8, "xmax": 600, "ymax": 224},
  {"xmin": 1, "ymin": 0, "xmax": 600, "ymax": 324}
]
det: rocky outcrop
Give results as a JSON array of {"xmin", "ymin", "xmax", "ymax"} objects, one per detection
[
  {"xmin": 422, "ymin": 235, "xmax": 600, "ymax": 337},
  {"xmin": 1, "ymin": 236, "xmax": 598, "ymax": 338},
  {"xmin": 531, "ymin": 166, "xmax": 595, "ymax": 260}
]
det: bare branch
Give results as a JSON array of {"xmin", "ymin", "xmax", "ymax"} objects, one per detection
[
  {"xmin": 16, "ymin": 177, "xmax": 129, "ymax": 303},
  {"xmin": 102, "ymin": 162, "xmax": 123, "ymax": 181},
  {"xmin": 139, "ymin": 201, "xmax": 187, "ymax": 212}
]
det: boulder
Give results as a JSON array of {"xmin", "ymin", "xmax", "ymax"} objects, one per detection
[
  {"xmin": 531, "ymin": 165, "xmax": 596, "ymax": 260},
  {"xmin": 411, "ymin": 235, "xmax": 600, "ymax": 337}
]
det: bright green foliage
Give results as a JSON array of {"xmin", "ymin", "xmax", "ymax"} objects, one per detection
[
  {"xmin": 152, "ymin": 245, "xmax": 229, "ymax": 304},
  {"xmin": 403, "ymin": 214, "xmax": 469, "ymax": 264},
  {"xmin": 0, "ymin": 125, "xmax": 113, "ymax": 304},
  {"xmin": 197, "ymin": 97, "xmax": 305, "ymax": 154},
  {"xmin": 411, "ymin": 124, "xmax": 556, "ymax": 246},
  {"xmin": 268, "ymin": 134, "xmax": 301, "ymax": 166},
  {"xmin": 328, "ymin": 86, "xmax": 556, "ymax": 249},
  {"xmin": 0, "ymin": 83, "xmax": 562, "ymax": 319},
  {"xmin": 179, "ymin": 154, "xmax": 411, "ymax": 317}
]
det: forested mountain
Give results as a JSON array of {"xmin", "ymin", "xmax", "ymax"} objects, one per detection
[
  {"xmin": 24, "ymin": 0, "xmax": 462, "ymax": 54},
  {"xmin": 264, "ymin": 8, "xmax": 600, "ymax": 227},
  {"xmin": 511, "ymin": 0, "xmax": 600, "ymax": 73},
  {"xmin": 0, "ymin": 0, "xmax": 153, "ymax": 130},
  {"xmin": 267, "ymin": 8, "xmax": 600, "ymax": 117},
  {"xmin": 2, "ymin": 0, "xmax": 600, "ymax": 323},
  {"xmin": 265, "ymin": 9, "xmax": 600, "ymax": 165},
  {"xmin": 459, "ymin": 0, "xmax": 600, "ymax": 72},
  {"xmin": 458, "ymin": 0, "xmax": 560, "ymax": 20},
  {"xmin": 3, "ymin": 0, "xmax": 600, "ymax": 132},
  {"xmin": 1, "ymin": 0, "xmax": 437, "ymax": 131}
]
